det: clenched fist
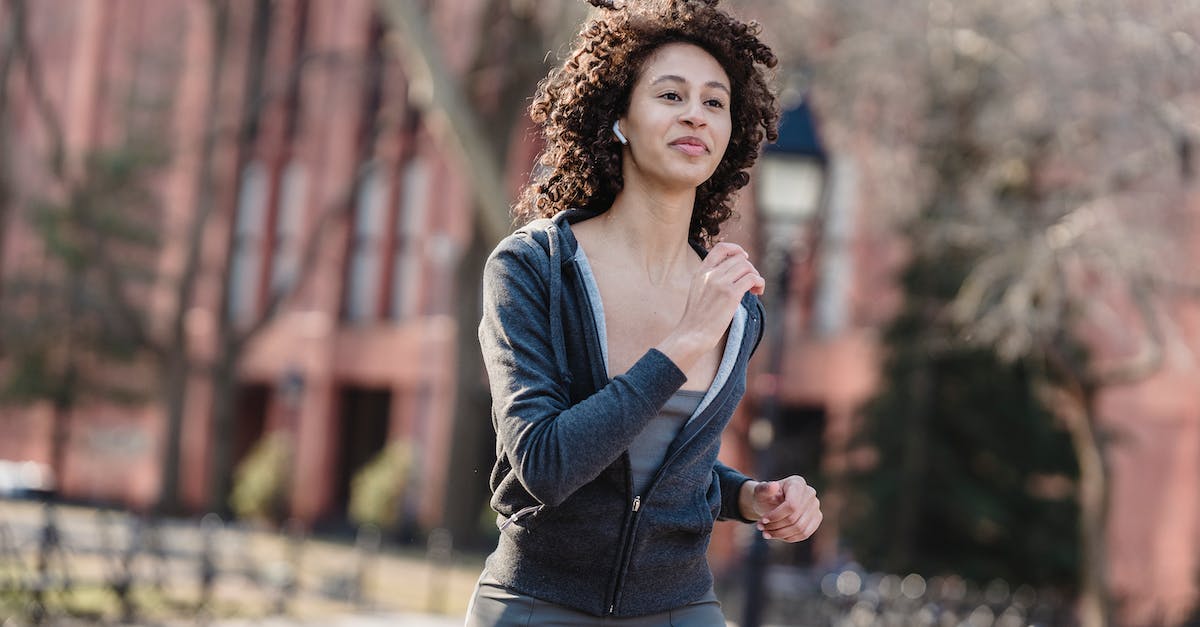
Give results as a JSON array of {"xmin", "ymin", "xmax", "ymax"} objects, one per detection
[{"xmin": 740, "ymin": 475, "xmax": 822, "ymax": 542}]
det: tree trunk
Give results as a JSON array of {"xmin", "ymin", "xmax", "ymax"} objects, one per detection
[
  {"xmin": 156, "ymin": 0, "xmax": 230, "ymax": 515},
  {"xmin": 0, "ymin": 7, "xmax": 17, "ymax": 300},
  {"xmin": 1063, "ymin": 387, "xmax": 1111, "ymax": 627},
  {"xmin": 888, "ymin": 357, "xmax": 932, "ymax": 571},
  {"xmin": 155, "ymin": 351, "xmax": 189, "ymax": 514},
  {"xmin": 206, "ymin": 340, "xmax": 239, "ymax": 517},
  {"xmin": 48, "ymin": 401, "xmax": 70, "ymax": 496},
  {"xmin": 375, "ymin": 0, "xmax": 552, "ymax": 543},
  {"xmin": 440, "ymin": 220, "xmax": 492, "ymax": 544}
]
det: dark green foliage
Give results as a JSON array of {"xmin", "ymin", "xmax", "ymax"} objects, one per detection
[
  {"xmin": 0, "ymin": 141, "xmax": 166, "ymax": 409},
  {"xmin": 842, "ymin": 244, "xmax": 1080, "ymax": 590}
]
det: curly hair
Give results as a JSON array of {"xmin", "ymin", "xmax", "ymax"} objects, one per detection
[{"xmin": 513, "ymin": 0, "xmax": 780, "ymax": 246}]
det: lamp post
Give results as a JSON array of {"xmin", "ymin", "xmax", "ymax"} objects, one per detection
[
  {"xmin": 742, "ymin": 100, "xmax": 827, "ymax": 627},
  {"xmin": 279, "ymin": 365, "xmax": 305, "ymax": 523},
  {"xmin": 279, "ymin": 367, "xmax": 306, "ymax": 430}
]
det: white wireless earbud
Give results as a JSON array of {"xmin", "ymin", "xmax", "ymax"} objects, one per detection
[{"xmin": 612, "ymin": 120, "xmax": 629, "ymax": 145}]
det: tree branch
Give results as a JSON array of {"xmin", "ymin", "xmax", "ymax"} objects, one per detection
[
  {"xmin": 9, "ymin": 0, "xmax": 65, "ymax": 179},
  {"xmin": 1142, "ymin": 273, "xmax": 1200, "ymax": 300},
  {"xmin": 171, "ymin": 0, "xmax": 230, "ymax": 355},
  {"xmin": 374, "ymin": 0, "xmax": 512, "ymax": 245},
  {"xmin": 1089, "ymin": 280, "xmax": 1164, "ymax": 387},
  {"xmin": 231, "ymin": 165, "xmax": 369, "ymax": 349},
  {"xmin": 0, "ymin": 1, "xmax": 20, "ymax": 301}
]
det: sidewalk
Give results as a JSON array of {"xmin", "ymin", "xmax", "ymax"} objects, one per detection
[
  {"xmin": 1, "ymin": 498, "xmax": 482, "ymax": 626},
  {"xmin": 1, "ymin": 607, "xmax": 466, "ymax": 627},
  {"xmin": 211, "ymin": 610, "xmax": 462, "ymax": 626}
]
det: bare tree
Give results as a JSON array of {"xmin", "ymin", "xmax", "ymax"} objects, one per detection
[
  {"xmin": 743, "ymin": 1, "xmax": 1200, "ymax": 625},
  {"xmin": 375, "ymin": 0, "xmax": 589, "ymax": 244},
  {"xmin": 374, "ymin": 0, "xmax": 591, "ymax": 540}
]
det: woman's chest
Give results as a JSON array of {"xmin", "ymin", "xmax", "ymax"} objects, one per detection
[
  {"xmin": 587, "ymin": 267, "xmax": 723, "ymax": 391},
  {"xmin": 599, "ymin": 281, "xmax": 684, "ymax": 351}
]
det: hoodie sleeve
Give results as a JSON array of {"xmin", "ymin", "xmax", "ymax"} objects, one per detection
[
  {"xmin": 714, "ymin": 460, "xmax": 756, "ymax": 523},
  {"xmin": 479, "ymin": 233, "xmax": 688, "ymax": 508}
]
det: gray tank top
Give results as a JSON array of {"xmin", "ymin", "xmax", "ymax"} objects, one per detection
[{"xmin": 628, "ymin": 389, "xmax": 705, "ymax": 495}]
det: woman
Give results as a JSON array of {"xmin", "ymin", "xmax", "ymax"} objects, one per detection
[{"xmin": 469, "ymin": 0, "xmax": 822, "ymax": 624}]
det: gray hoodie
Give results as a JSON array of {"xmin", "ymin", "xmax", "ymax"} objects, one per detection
[{"xmin": 478, "ymin": 208, "xmax": 765, "ymax": 617}]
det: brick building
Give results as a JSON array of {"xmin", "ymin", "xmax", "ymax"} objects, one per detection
[{"xmin": 0, "ymin": 0, "xmax": 477, "ymax": 532}]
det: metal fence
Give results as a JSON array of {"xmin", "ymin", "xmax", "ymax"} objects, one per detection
[
  {"xmin": 719, "ymin": 564, "xmax": 1075, "ymax": 627},
  {"xmin": 0, "ymin": 502, "xmax": 456, "ymax": 625},
  {"xmin": 2, "ymin": 502, "xmax": 1083, "ymax": 627}
]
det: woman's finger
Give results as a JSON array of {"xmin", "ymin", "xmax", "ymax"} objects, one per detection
[
  {"xmin": 702, "ymin": 242, "xmax": 748, "ymax": 269},
  {"xmin": 714, "ymin": 258, "xmax": 761, "ymax": 285},
  {"xmin": 732, "ymin": 273, "xmax": 766, "ymax": 299}
]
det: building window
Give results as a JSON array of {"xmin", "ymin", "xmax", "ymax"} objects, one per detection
[
  {"xmin": 270, "ymin": 160, "xmax": 307, "ymax": 296},
  {"xmin": 228, "ymin": 161, "xmax": 269, "ymax": 325},
  {"xmin": 389, "ymin": 155, "xmax": 430, "ymax": 320},
  {"xmin": 343, "ymin": 162, "xmax": 388, "ymax": 322}
]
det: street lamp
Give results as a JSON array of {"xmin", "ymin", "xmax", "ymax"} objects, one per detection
[
  {"xmin": 757, "ymin": 153, "xmax": 826, "ymax": 249},
  {"xmin": 279, "ymin": 367, "xmax": 306, "ymax": 419},
  {"xmin": 742, "ymin": 99, "xmax": 828, "ymax": 627}
]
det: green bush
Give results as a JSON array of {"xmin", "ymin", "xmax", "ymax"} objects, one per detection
[
  {"xmin": 348, "ymin": 441, "xmax": 413, "ymax": 530},
  {"xmin": 228, "ymin": 431, "xmax": 292, "ymax": 524}
]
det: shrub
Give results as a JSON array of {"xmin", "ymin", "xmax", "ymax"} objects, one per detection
[
  {"xmin": 228, "ymin": 431, "xmax": 292, "ymax": 524},
  {"xmin": 348, "ymin": 441, "xmax": 413, "ymax": 531}
]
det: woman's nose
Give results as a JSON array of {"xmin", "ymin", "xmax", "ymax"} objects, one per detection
[{"xmin": 678, "ymin": 101, "xmax": 706, "ymax": 127}]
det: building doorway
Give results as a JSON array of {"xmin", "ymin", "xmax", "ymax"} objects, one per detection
[
  {"xmin": 332, "ymin": 387, "xmax": 391, "ymax": 521},
  {"xmin": 232, "ymin": 384, "xmax": 271, "ymax": 469}
]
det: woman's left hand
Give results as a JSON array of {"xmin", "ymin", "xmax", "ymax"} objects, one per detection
[{"xmin": 744, "ymin": 476, "xmax": 822, "ymax": 542}]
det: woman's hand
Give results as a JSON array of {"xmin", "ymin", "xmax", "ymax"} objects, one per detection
[
  {"xmin": 740, "ymin": 476, "xmax": 822, "ymax": 542},
  {"xmin": 656, "ymin": 242, "xmax": 764, "ymax": 371}
]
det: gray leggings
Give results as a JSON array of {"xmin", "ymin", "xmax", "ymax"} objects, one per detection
[{"xmin": 464, "ymin": 570, "xmax": 726, "ymax": 627}]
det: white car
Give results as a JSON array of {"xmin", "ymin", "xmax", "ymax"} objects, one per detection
[{"xmin": 0, "ymin": 460, "xmax": 55, "ymax": 498}]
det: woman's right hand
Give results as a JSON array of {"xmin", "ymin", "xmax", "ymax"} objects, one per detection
[{"xmin": 656, "ymin": 242, "xmax": 764, "ymax": 372}]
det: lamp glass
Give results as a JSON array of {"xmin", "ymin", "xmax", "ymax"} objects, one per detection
[{"xmin": 758, "ymin": 155, "xmax": 824, "ymax": 225}]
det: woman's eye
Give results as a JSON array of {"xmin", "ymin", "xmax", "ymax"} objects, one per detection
[
  {"xmin": 660, "ymin": 92, "xmax": 682, "ymax": 101},
  {"xmin": 706, "ymin": 99, "xmax": 726, "ymax": 108}
]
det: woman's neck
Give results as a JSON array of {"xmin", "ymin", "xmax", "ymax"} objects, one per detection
[{"xmin": 596, "ymin": 179, "xmax": 698, "ymax": 286}]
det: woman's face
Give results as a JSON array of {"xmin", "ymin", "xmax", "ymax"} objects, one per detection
[{"xmin": 618, "ymin": 42, "xmax": 733, "ymax": 192}]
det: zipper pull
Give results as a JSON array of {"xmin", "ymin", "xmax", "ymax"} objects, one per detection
[{"xmin": 632, "ymin": 496, "xmax": 641, "ymax": 512}]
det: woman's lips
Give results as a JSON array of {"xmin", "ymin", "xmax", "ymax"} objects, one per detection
[{"xmin": 669, "ymin": 138, "xmax": 709, "ymax": 156}]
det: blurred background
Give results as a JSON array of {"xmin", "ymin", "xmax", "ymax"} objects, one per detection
[{"xmin": 0, "ymin": 0, "xmax": 1197, "ymax": 626}]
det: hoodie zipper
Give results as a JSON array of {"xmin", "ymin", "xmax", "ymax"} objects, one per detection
[
  {"xmin": 605, "ymin": 392, "xmax": 733, "ymax": 615},
  {"xmin": 607, "ymin": 493, "xmax": 642, "ymax": 615},
  {"xmin": 603, "ymin": 311, "xmax": 753, "ymax": 615}
]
